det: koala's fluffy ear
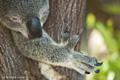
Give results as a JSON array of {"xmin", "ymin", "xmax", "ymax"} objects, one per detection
[{"xmin": 39, "ymin": 0, "xmax": 49, "ymax": 27}]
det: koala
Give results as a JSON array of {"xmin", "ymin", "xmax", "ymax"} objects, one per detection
[{"xmin": 0, "ymin": 0, "xmax": 102, "ymax": 75}]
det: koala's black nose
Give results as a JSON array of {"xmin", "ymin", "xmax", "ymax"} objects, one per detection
[{"xmin": 26, "ymin": 17, "xmax": 42, "ymax": 39}]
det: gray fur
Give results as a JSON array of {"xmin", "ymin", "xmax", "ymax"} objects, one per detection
[{"xmin": 0, "ymin": 0, "xmax": 102, "ymax": 74}]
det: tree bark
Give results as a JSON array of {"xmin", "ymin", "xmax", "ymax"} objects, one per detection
[{"xmin": 0, "ymin": 0, "xmax": 86, "ymax": 80}]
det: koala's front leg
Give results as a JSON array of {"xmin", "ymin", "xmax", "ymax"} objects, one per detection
[
  {"xmin": 11, "ymin": 30, "xmax": 69, "ymax": 63},
  {"xmin": 12, "ymin": 28, "xmax": 102, "ymax": 75}
]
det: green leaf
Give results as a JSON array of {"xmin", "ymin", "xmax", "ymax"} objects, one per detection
[
  {"xmin": 102, "ymin": 4, "xmax": 120, "ymax": 15},
  {"xmin": 86, "ymin": 13, "xmax": 96, "ymax": 28},
  {"xmin": 95, "ymin": 22, "xmax": 118, "ymax": 53}
]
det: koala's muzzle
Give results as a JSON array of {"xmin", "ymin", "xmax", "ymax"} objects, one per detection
[{"xmin": 26, "ymin": 17, "xmax": 42, "ymax": 39}]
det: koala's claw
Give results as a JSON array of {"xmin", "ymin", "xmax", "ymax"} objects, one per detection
[
  {"xmin": 94, "ymin": 61, "xmax": 103, "ymax": 66},
  {"xmin": 61, "ymin": 26, "xmax": 69, "ymax": 44},
  {"xmin": 64, "ymin": 26, "xmax": 69, "ymax": 33},
  {"xmin": 77, "ymin": 32, "xmax": 79, "ymax": 35},
  {"xmin": 85, "ymin": 71, "xmax": 90, "ymax": 74},
  {"xmin": 94, "ymin": 69, "xmax": 100, "ymax": 73}
]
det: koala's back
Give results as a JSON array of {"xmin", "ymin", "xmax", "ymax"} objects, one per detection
[{"xmin": 0, "ymin": 0, "xmax": 41, "ymax": 15}]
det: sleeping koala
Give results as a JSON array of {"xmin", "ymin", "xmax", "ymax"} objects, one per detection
[{"xmin": 0, "ymin": 0, "xmax": 102, "ymax": 77}]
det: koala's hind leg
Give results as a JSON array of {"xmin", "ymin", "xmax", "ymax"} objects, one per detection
[
  {"xmin": 24, "ymin": 71, "xmax": 35, "ymax": 80},
  {"xmin": 39, "ymin": 63, "xmax": 68, "ymax": 80}
]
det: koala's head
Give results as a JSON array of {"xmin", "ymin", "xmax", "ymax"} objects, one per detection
[{"xmin": 0, "ymin": 0, "xmax": 49, "ymax": 38}]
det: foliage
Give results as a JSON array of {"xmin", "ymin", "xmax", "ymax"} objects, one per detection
[
  {"xmin": 102, "ymin": 4, "xmax": 120, "ymax": 15},
  {"xmin": 86, "ymin": 13, "xmax": 120, "ymax": 80}
]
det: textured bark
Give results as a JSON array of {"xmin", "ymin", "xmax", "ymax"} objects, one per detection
[
  {"xmin": 44, "ymin": 0, "xmax": 86, "ymax": 80},
  {"xmin": 0, "ymin": 0, "xmax": 86, "ymax": 80},
  {"xmin": 0, "ymin": 24, "xmax": 26, "ymax": 80}
]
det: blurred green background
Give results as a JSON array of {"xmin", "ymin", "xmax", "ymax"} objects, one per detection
[{"xmin": 81, "ymin": 0, "xmax": 120, "ymax": 80}]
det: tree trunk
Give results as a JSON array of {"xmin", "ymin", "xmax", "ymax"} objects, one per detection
[{"xmin": 0, "ymin": 0, "xmax": 86, "ymax": 80}]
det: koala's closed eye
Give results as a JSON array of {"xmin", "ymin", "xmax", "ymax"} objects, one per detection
[{"xmin": 10, "ymin": 16, "xmax": 22, "ymax": 23}]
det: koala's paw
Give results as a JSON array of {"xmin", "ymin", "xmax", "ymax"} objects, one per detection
[
  {"xmin": 70, "ymin": 53, "xmax": 103, "ymax": 74},
  {"xmin": 61, "ymin": 27, "xmax": 103, "ymax": 74}
]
